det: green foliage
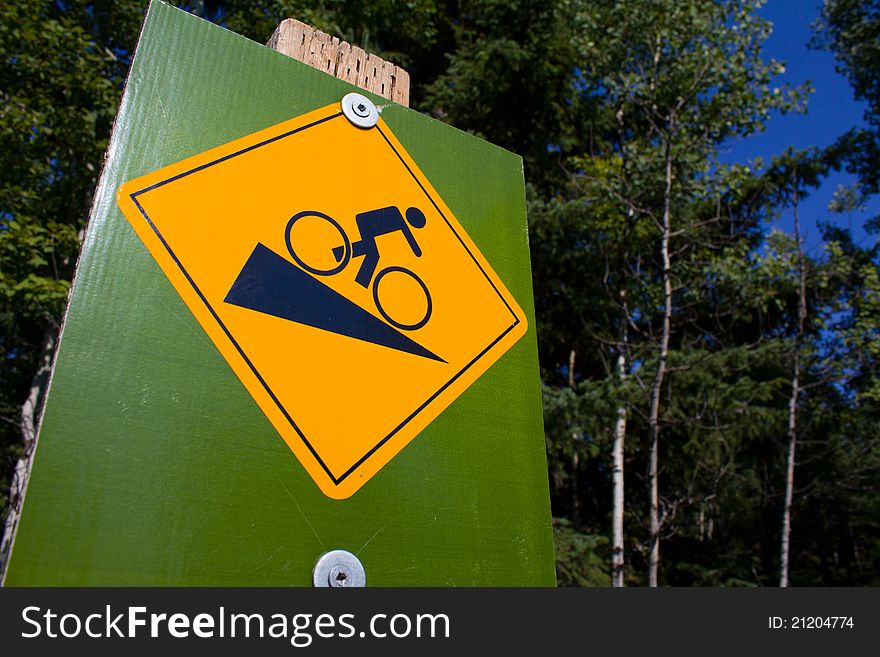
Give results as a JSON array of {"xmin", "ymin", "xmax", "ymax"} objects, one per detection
[
  {"xmin": 817, "ymin": 0, "xmax": 880, "ymax": 123},
  {"xmin": 815, "ymin": 0, "xmax": 880, "ymax": 193},
  {"xmin": 424, "ymin": 0, "xmax": 588, "ymax": 192},
  {"xmin": 553, "ymin": 518, "xmax": 610, "ymax": 587},
  {"xmin": 531, "ymin": 0, "xmax": 880, "ymax": 586}
]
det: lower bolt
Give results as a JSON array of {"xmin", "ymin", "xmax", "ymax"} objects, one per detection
[{"xmin": 312, "ymin": 549, "xmax": 366, "ymax": 588}]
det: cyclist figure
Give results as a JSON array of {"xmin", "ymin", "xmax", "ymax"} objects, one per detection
[{"xmin": 347, "ymin": 206, "xmax": 427, "ymax": 288}]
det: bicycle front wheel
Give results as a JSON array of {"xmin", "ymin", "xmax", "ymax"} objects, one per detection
[{"xmin": 372, "ymin": 266, "xmax": 433, "ymax": 331}]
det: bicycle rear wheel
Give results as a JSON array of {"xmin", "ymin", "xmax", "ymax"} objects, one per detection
[{"xmin": 285, "ymin": 210, "xmax": 351, "ymax": 276}]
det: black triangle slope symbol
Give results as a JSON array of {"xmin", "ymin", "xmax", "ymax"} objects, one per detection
[{"xmin": 224, "ymin": 243, "xmax": 445, "ymax": 362}]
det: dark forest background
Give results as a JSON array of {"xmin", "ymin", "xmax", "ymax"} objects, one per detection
[{"xmin": 2, "ymin": 0, "xmax": 878, "ymax": 586}]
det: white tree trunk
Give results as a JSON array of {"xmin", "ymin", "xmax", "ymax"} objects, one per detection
[
  {"xmin": 648, "ymin": 139, "xmax": 674, "ymax": 588},
  {"xmin": 780, "ymin": 178, "xmax": 806, "ymax": 588},
  {"xmin": 612, "ymin": 348, "xmax": 627, "ymax": 587},
  {"xmin": 0, "ymin": 327, "xmax": 57, "ymax": 575},
  {"xmin": 568, "ymin": 350, "xmax": 581, "ymax": 527},
  {"xmin": 780, "ymin": 360, "xmax": 799, "ymax": 587}
]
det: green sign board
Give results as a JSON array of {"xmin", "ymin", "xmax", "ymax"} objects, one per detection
[{"xmin": 3, "ymin": 0, "xmax": 554, "ymax": 586}]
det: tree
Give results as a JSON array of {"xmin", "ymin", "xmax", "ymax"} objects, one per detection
[
  {"xmin": 814, "ymin": 0, "xmax": 880, "ymax": 195},
  {"xmin": 572, "ymin": 0, "xmax": 801, "ymax": 586},
  {"xmin": 423, "ymin": 0, "xmax": 588, "ymax": 193}
]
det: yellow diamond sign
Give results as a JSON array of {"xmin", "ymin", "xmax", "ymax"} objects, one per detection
[{"xmin": 117, "ymin": 101, "xmax": 527, "ymax": 498}]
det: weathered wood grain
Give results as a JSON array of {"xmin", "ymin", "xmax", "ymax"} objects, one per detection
[{"xmin": 268, "ymin": 18, "xmax": 410, "ymax": 107}]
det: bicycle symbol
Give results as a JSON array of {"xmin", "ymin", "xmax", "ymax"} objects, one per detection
[{"xmin": 285, "ymin": 206, "xmax": 431, "ymax": 331}]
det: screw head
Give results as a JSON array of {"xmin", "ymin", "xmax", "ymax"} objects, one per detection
[
  {"xmin": 341, "ymin": 93, "xmax": 378, "ymax": 129},
  {"xmin": 313, "ymin": 549, "xmax": 366, "ymax": 588},
  {"xmin": 328, "ymin": 565, "xmax": 351, "ymax": 587}
]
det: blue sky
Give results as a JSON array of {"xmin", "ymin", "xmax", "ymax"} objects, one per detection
[{"xmin": 720, "ymin": 0, "xmax": 878, "ymax": 255}]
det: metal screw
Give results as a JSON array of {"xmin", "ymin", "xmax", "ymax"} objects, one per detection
[
  {"xmin": 341, "ymin": 93, "xmax": 378, "ymax": 129},
  {"xmin": 313, "ymin": 549, "xmax": 366, "ymax": 587},
  {"xmin": 328, "ymin": 565, "xmax": 351, "ymax": 587}
]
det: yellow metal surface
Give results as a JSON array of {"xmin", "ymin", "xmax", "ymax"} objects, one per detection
[{"xmin": 117, "ymin": 102, "xmax": 527, "ymax": 499}]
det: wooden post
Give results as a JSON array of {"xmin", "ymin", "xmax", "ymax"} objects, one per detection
[{"xmin": 267, "ymin": 19, "xmax": 410, "ymax": 107}]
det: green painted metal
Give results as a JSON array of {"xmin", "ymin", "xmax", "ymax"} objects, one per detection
[{"xmin": 3, "ymin": 1, "xmax": 554, "ymax": 586}]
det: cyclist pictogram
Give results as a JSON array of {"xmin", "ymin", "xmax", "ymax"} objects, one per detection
[
  {"xmin": 285, "ymin": 206, "xmax": 431, "ymax": 331},
  {"xmin": 222, "ymin": 203, "xmax": 443, "ymax": 362}
]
